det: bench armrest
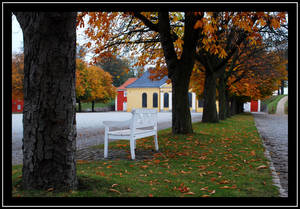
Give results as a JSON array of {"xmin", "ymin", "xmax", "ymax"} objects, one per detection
[{"xmin": 103, "ymin": 119, "xmax": 131, "ymax": 129}]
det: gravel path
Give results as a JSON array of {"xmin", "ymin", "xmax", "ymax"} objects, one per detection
[
  {"xmin": 276, "ymin": 96, "xmax": 288, "ymax": 115},
  {"xmin": 252, "ymin": 110, "xmax": 288, "ymax": 197},
  {"xmin": 12, "ymin": 112, "xmax": 202, "ymax": 165}
]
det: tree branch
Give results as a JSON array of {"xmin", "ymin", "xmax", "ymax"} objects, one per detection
[{"xmin": 133, "ymin": 12, "xmax": 159, "ymax": 32}]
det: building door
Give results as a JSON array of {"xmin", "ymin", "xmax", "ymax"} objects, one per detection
[{"xmin": 251, "ymin": 100, "xmax": 258, "ymax": 112}]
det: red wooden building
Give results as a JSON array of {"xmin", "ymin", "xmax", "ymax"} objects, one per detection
[
  {"xmin": 115, "ymin": 78, "xmax": 137, "ymax": 111},
  {"xmin": 12, "ymin": 99, "xmax": 24, "ymax": 113}
]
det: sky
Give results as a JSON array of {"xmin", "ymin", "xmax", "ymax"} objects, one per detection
[
  {"xmin": 12, "ymin": 15, "xmax": 23, "ymax": 54},
  {"xmin": 12, "ymin": 14, "xmax": 89, "ymax": 58},
  {"xmin": 11, "ymin": 14, "xmax": 152, "ymax": 70}
]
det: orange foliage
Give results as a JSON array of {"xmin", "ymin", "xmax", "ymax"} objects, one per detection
[
  {"xmin": 76, "ymin": 58, "xmax": 116, "ymax": 103},
  {"xmin": 227, "ymin": 49, "xmax": 287, "ymax": 100},
  {"xmin": 77, "ymin": 11, "xmax": 287, "ymax": 102},
  {"xmin": 12, "ymin": 53, "xmax": 24, "ymax": 100}
]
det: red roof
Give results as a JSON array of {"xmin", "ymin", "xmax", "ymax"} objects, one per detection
[{"xmin": 117, "ymin": 78, "xmax": 138, "ymax": 90}]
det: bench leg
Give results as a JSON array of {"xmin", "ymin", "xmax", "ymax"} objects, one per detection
[
  {"xmin": 154, "ymin": 134, "xmax": 159, "ymax": 151},
  {"xmin": 104, "ymin": 130, "xmax": 108, "ymax": 158},
  {"xmin": 130, "ymin": 139, "xmax": 136, "ymax": 160}
]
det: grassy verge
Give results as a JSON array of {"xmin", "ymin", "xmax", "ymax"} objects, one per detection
[
  {"xmin": 262, "ymin": 95, "xmax": 286, "ymax": 114},
  {"xmin": 12, "ymin": 113, "xmax": 279, "ymax": 197},
  {"xmin": 76, "ymin": 99, "xmax": 114, "ymax": 112},
  {"xmin": 284, "ymin": 100, "xmax": 288, "ymax": 114}
]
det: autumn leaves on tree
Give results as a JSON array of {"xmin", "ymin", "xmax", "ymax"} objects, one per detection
[
  {"xmin": 77, "ymin": 11, "xmax": 287, "ymax": 132},
  {"xmin": 76, "ymin": 58, "xmax": 116, "ymax": 112}
]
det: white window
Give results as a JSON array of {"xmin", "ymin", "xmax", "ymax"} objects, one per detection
[
  {"xmin": 124, "ymin": 91, "xmax": 127, "ymax": 97},
  {"xmin": 17, "ymin": 104, "xmax": 21, "ymax": 110}
]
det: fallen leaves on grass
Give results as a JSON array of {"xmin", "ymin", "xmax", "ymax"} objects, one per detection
[
  {"xmin": 109, "ymin": 188, "xmax": 121, "ymax": 194},
  {"xmin": 47, "ymin": 188, "xmax": 54, "ymax": 192},
  {"xmin": 174, "ymin": 183, "xmax": 191, "ymax": 193},
  {"xmin": 256, "ymin": 165, "xmax": 268, "ymax": 170}
]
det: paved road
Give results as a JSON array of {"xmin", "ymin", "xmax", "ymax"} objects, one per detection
[
  {"xmin": 12, "ymin": 112, "xmax": 202, "ymax": 165},
  {"xmin": 252, "ymin": 110, "xmax": 288, "ymax": 197}
]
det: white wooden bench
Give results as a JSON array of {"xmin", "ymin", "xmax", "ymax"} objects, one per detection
[{"xmin": 103, "ymin": 109, "xmax": 158, "ymax": 160}]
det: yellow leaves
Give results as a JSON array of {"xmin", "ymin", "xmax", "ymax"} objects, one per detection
[
  {"xmin": 112, "ymin": 184, "xmax": 119, "ymax": 188},
  {"xmin": 219, "ymin": 49, "xmax": 228, "ymax": 59},
  {"xmin": 256, "ymin": 165, "xmax": 268, "ymax": 170},
  {"xmin": 218, "ymin": 184, "xmax": 238, "ymax": 190},
  {"xmin": 96, "ymin": 171, "xmax": 106, "ymax": 176},
  {"xmin": 47, "ymin": 188, "xmax": 54, "ymax": 192},
  {"xmin": 270, "ymin": 18, "xmax": 281, "ymax": 29},
  {"xmin": 109, "ymin": 188, "xmax": 121, "ymax": 194},
  {"xmin": 12, "ymin": 53, "xmax": 24, "ymax": 100},
  {"xmin": 203, "ymin": 23, "xmax": 215, "ymax": 35},
  {"xmin": 250, "ymin": 150, "xmax": 256, "ymax": 156},
  {"xmin": 206, "ymin": 12, "xmax": 214, "ymax": 17},
  {"xmin": 76, "ymin": 58, "xmax": 116, "ymax": 103},
  {"xmin": 194, "ymin": 20, "xmax": 203, "ymax": 29},
  {"xmin": 180, "ymin": 170, "xmax": 191, "ymax": 174},
  {"xmin": 86, "ymin": 42, "xmax": 92, "ymax": 48}
]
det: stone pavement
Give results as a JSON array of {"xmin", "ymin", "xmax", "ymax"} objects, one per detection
[
  {"xmin": 252, "ymin": 97, "xmax": 288, "ymax": 197},
  {"xmin": 12, "ymin": 112, "xmax": 202, "ymax": 165}
]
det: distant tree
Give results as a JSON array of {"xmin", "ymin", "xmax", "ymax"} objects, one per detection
[
  {"xmin": 75, "ymin": 58, "xmax": 90, "ymax": 112},
  {"xmin": 12, "ymin": 53, "xmax": 24, "ymax": 100},
  {"xmin": 76, "ymin": 58, "xmax": 116, "ymax": 112},
  {"xmin": 96, "ymin": 57, "xmax": 135, "ymax": 87}
]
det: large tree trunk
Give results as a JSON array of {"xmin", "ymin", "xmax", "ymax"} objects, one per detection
[
  {"xmin": 281, "ymin": 80, "xmax": 285, "ymax": 95},
  {"xmin": 78, "ymin": 100, "xmax": 82, "ymax": 112},
  {"xmin": 230, "ymin": 96, "xmax": 237, "ymax": 116},
  {"xmin": 225, "ymin": 89, "xmax": 231, "ymax": 118},
  {"xmin": 171, "ymin": 65, "xmax": 193, "ymax": 134},
  {"xmin": 157, "ymin": 12, "xmax": 197, "ymax": 134},
  {"xmin": 92, "ymin": 101, "xmax": 95, "ymax": 112},
  {"xmin": 202, "ymin": 71, "xmax": 218, "ymax": 123},
  {"xmin": 15, "ymin": 12, "xmax": 77, "ymax": 191},
  {"xmin": 218, "ymin": 71, "xmax": 227, "ymax": 120}
]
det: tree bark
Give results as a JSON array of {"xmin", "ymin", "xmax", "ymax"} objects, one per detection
[
  {"xmin": 157, "ymin": 12, "xmax": 197, "ymax": 134},
  {"xmin": 230, "ymin": 96, "xmax": 237, "ymax": 116},
  {"xmin": 202, "ymin": 71, "xmax": 218, "ymax": 123},
  {"xmin": 225, "ymin": 89, "xmax": 231, "ymax": 118},
  {"xmin": 14, "ymin": 12, "xmax": 77, "ymax": 191},
  {"xmin": 218, "ymin": 70, "xmax": 227, "ymax": 120},
  {"xmin": 171, "ymin": 65, "xmax": 193, "ymax": 134},
  {"xmin": 281, "ymin": 80, "xmax": 285, "ymax": 95},
  {"xmin": 92, "ymin": 101, "xmax": 95, "ymax": 112},
  {"xmin": 78, "ymin": 100, "xmax": 82, "ymax": 112}
]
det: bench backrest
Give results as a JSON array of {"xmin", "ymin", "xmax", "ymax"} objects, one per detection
[{"xmin": 131, "ymin": 108, "xmax": 157, "ymax": 129}]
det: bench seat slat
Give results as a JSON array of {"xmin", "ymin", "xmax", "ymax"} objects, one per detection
[{"xmin": 103, "ymin": 108, "xmax": 158, "ymax": 159}]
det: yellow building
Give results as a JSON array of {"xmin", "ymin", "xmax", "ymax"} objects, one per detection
[{"xmin": 126, "ymin": 71, "xmax": 217, "ymax": 112}]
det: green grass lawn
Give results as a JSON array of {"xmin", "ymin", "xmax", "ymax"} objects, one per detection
[
  {"xmin": 12, "ymin": 113, "xmax": 279, "ymax": 197},
  {"xmin": 76, "ymin": 100, "xmax": 114, "ymax": 111},
  {"xmin": 262, "ymin": 95, "xmax": 286, "ymax": 114}
]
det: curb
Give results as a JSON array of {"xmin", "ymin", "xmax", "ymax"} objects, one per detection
[{"xmin": 253, "ymin": 118, "xmax": 288, "ymax": 197}]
